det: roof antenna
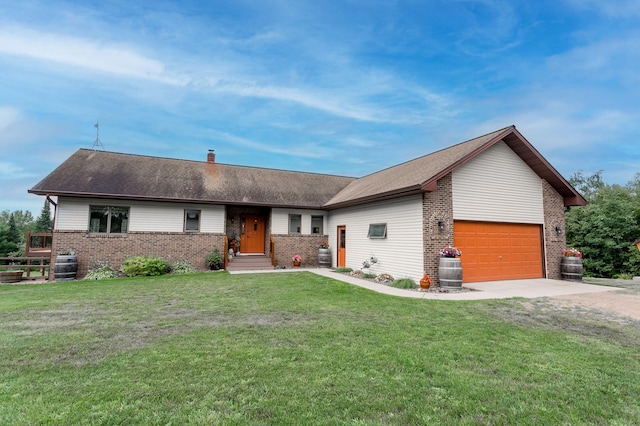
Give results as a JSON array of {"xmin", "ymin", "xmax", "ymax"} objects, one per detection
[{"xmin": 92, "ymin": 121, "xmax": 105, "ymax": 150}]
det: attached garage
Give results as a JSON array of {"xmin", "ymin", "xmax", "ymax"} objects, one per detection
[{"xmin": 454, "ymin": 221, "xmax": 544, "ymax": 282}]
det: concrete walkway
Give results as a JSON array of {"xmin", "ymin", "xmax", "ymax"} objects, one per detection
[{"xmin": 229, "ymin": 267, "xmax": 621, "ymax": 300}]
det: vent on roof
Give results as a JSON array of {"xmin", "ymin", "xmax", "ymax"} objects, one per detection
[{"xmin": 207, "ymin": 149, "xmax": 215, "ymax": 163}]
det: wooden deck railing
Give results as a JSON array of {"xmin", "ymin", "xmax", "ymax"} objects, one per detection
[
  {"xmin": 26, "ymin": 232, "xmax": 53, "ymax": 257},
  {"xmin": 0, "ymin": 256, "xmax": 51, "ymax": 279},
  {"xmin": 0, "ymin": 232, "xmax": 53, "ymax": 281}
]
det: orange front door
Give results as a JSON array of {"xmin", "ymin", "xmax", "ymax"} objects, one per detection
[
  {"xmin": 454, "ymin": 221, "xmax": 544, "ymax": 282},
  {"xmin": 241, "ymin": 215, "xmax": 265, "ymax": 254},
  {"xmin": 337, "ymin": 226, "xmax": 346, "ymax": 267}
]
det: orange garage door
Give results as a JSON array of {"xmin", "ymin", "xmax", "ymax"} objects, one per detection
[{"xmin": 454, "ymin": 221, "xmax": 544, "ymax": 283}]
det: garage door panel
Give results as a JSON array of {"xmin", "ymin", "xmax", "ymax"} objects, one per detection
[{"xmin": 454, "ymin": 221, "xmax": 543, "ymax": 283}]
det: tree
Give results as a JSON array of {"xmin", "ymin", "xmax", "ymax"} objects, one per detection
[
  {"xmin": 566, "ymin": 172, "xmax": 640, "ymax": 278},
  {"xmin": 0, "ymin": 215, "xmax": 20, "ymax": 257},
  {"xmin": 34, "ymin": 199, "xmax": 53, "ymax": 232}
]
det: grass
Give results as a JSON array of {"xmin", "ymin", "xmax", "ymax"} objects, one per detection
[{"xmin": 1, "ymin": 272, "xmax": 639, "ymax": 425}]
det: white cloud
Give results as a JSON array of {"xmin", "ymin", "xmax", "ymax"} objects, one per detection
[{"xmin": 0, "ymin": 27, "xmax": 182, "ymax": 85}]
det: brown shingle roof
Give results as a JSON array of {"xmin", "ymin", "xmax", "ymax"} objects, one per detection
[
  {"xmin": 29, "ymin": 126, "xmax": 586, "ymax": 209},
  {"xmin": 29, "ymin": 149, "xmax": 356, "ymax": 208},
  {"xmin": 323, "ymin": 125, "xmax": 587, "ymax": 208}
]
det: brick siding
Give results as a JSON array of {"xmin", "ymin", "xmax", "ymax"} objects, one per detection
[
  {"xmin": 51, "ymin": 231, "xmax": 225, "ymax": 279},
  {"xmin": 271, "ymin": 234, "xmax": 328, "ymax": 268},
  {"xmin": 542, "ymin": 179, "xmax": 566, "ymax": 279},
  {"xmin": 422, "ymin": 174, "xmax": 454, "ymax": 286}
]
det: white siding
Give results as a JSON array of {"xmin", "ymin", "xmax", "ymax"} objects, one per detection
[
  {"xmin": 272, "ymin": 208, "xmax": 327, "ymax": 235},
  {"xmin": 55, "ymin": 197, "xmax": 225, "ymax": 233},
  {"xmin": 327, "ymin": 195, "xmax": 424, "ymax": 282},
  {"xmin": 452, "ymin": 141, "xmax": 544, "ymax": 224}
]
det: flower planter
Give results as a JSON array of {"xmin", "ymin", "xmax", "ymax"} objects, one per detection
[
  {"xmin": 0, "ymin": 271, "xmax": 23, "ymax": 283},
  {"xmin": 561, "ymin": 256, "xmax": 583, "ymax": 282},
  {"xmin": 54, "ymin": 254, "xmax": 78, "ymax": 282},
  {"xmin": 293, "ymin": 261, "xmax": 301, "ymax": 267},
  {"xmin": 438, "ymin": 257, "xmax": 462, "ymax": 290},
  {"xmin": 318, "ymin": 248, "xmax": 331, "ymax": 268}
]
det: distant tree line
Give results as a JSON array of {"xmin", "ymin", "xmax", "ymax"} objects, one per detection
[
  {"xmin": 0, "ymin": 200, "xmax": 52, "ymax": 257},
  {"xmin": 566, "ymin": 171, "xmax": 640, "ymax": 278}
]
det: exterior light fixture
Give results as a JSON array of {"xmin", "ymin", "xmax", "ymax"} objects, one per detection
[
  {"xmin": 437, "ymin": 220, "xmax": 445, "ymax": 231},
  {"xmin": 555, "ymin": 226, "xmax": 562, "ymax": 234}
]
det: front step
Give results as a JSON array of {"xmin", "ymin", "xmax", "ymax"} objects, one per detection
[{"xmin": 226, "ymin": 255, "xmax": 273, "ymax": 271}]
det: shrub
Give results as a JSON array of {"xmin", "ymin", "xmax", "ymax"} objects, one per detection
[
  {"xmin": 84, "ymin": 261, "xmax": 119, "ymax": 281},
  {"xmin": 120, "ymin": 255, "xmax": 170, "ymax": 277},
  {"xmin": 171, "ymin": 259, "xmax": 196, "ymax": 274},
  {"xmin": 390, "ymin": 278, "xmax": 417, "ymax": 289},
  {"xmin": 335, "ymin": 267, "xmax": 352, "ymax": 273},
  {"xmin": 206, "ymin": 249, "xmax": 224, "ymax": 270}
]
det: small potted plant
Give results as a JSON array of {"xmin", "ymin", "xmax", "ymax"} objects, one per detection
[
  {"xmin": 292, "ymin": 254, "xmax": 302, "ymax": 267},
  {"xmin": 561, "ymin": 248, "xmax": 583, "ymax": 281}
]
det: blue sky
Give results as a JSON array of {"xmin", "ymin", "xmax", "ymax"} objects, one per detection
[{"xmin": 1, "ymin": 0, "xmax": 639, "ymax": 215}]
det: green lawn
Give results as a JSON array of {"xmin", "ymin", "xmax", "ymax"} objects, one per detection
[{"xmin": 1, "ymin": 272, "xmax": 639, "ymax": 425}]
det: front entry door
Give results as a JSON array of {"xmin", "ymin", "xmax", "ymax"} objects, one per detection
[
  {"xmin": 241, "ymin": 215, "xmax": 265, "ymax": 254},
  {"xmin": 337, "ymin": 226, "xmax": 346, "ymax": 267}
]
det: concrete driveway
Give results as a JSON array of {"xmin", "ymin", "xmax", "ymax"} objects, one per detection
[{"xmin": 310, "ymin": 269, "xmax": 621, "ymax": 300}]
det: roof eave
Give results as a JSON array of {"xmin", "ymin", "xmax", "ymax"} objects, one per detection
[
  {"xmin": 324, "ymin": 186, "xmax": 423, "ymax": 210},
  {"xmin": 29, "ymin": 189, "xmax": 328, "ymax": 209}
]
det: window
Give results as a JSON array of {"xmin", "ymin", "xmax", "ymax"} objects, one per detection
[
  {"xmin": 89, "ymin": 206, "xmax": 129, "ymax": 234},
  {"xmin": 367, "ymin": 223, "xmax": 387, "ymax": 239},
  {"xmin": 289, "ymin": 214, "xmax": 301, "ymax": 234},
  {"xmin": 311, "ymin": 215, "xmax": 323, "ymax": 234},
  {"xmin": 184, "ymin": 209, "xmax": 201, "ymax": 232}
]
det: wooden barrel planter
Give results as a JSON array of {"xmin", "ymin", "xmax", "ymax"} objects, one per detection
[
  {"xmin": 54, "ymin": 254, "xmax": 78, "ymax": 282},
  {"xmin": 0, "ymin": 271, "xmax": 23, "ymax": 283},
  {"xmin": 438, "ymin": 257, "xmax": 463, "ymax": 290},
  {"xmin": 318, "ymin": 248, "xmax": 331, "ymax": 268},
  {"xmin": 561, "ymin": 256, "xmax": 583, "ymax": 282}
]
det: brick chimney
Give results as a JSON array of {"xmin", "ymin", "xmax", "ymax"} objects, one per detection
[{"xmin": 207, "ymin": 149, "xmax": 215, "ymax": 163}]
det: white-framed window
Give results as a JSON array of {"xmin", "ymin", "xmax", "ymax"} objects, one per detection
[
  {"xmin": 89, "ymin": 206, "xmax": 129, "ymax": 234},
  {"xmin": 367, "ymin": 223, "xmax": 387, "ymax": 239},
  {"xmin": 184, "ymin": 209, "xmax": 201, "ymax": 232},
  {"xmin": 289, "ymin": 214, "xmax": 302, "ymax": 234},
  {"xmin": 311, "ymin": 215, "xmax": 323, "ymax": 234}
]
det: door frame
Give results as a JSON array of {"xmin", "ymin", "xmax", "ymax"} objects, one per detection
[
  {"xmin": 240, "ymin": 214, "xmax": 266, "ymax": 254},
  {"xmin": 337, "ymin": 225, "xmax": 346, "ymax": 268}
]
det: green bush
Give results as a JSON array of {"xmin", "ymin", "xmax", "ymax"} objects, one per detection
[
  {"xmin": 335, "ymin": 267, "xmax": 353, "ymax": 273},
  {"xmin": 390, "ymin": 278, "xmax": 417, "ymax": 289},
  {"xmin": 84, "ymin": 262, "xmax": 119, "ymax": 281},
  {"xmin": 171, "ymin": 259, "xmax": 196, "ymax": 274},
  {"xmin": 120, "ymin": 256, "xmax": 170, "ymax": 277},
  {"xmin": 206, "ymin": 249, "xmax": 224, "ymax": 270}
]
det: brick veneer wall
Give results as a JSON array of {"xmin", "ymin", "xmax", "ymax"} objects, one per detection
[
  {"xmin": 422, "ymin": 174, "xmax": 454, "ymax": 286},
  {"xmin": 542, "ymin": 179, "xmax": 566, "ymax": 280},
  {"xmin": 51, "ymin": 231, "xmax": 225, "ymax": 279},
  {"xmin": 271, "ymin": 234, "xmax": 328, "ymax": 268}
]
